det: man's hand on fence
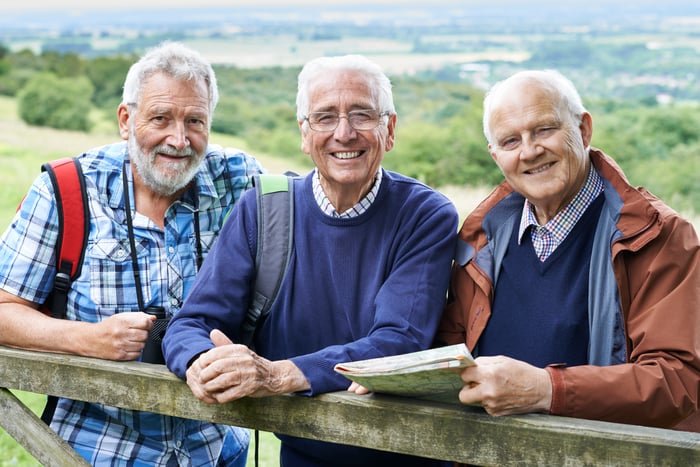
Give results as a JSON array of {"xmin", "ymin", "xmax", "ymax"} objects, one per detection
[{"xmin": 185, "ymin": 329, "xmax": 310, "ymax": 403}]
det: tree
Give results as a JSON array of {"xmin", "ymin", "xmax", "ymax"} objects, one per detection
[
  {"xmin": 85, "ymin": 55, "xmax": 136, "ymax": 109},
  {"xmin": 17, "ymin": 72, "xmax": 94, "ymax": 131}
]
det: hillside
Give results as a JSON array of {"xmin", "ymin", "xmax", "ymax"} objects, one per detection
[
  {"xmin": 0, "ymin": 96, "xmax": 490, "ymax": 228},
  {"xmin": 0, "ymin": 95, "xmax": 696, "ymax": 232}
]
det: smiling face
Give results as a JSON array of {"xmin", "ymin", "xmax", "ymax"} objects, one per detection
[
  {"xmin": 300, "ymin": 69, "xmax": 396, "ymax": 211},
  {"xmin": 487, "ymin": 77, "xmax": 593, "ymax": 223},
  {"xmin": 118, "ymin": 71, "xmax": 210, "ymax": 197}
]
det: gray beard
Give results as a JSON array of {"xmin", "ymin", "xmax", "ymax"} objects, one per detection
[{"xmin": 127, "ymin": 134, "xmax": 203, "ymax": 197}]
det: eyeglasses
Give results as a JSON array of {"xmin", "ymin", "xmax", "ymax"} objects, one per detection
[{"xmin": 304, "ymin": 109, "xmax": 390, "ymax": 132}]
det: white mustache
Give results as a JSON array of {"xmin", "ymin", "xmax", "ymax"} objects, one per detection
[{"xmin": 153, "ymin": 145, "xmax": 195, "ymax": 158}]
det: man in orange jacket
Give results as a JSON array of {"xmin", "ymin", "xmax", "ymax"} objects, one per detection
[{"xmin": 436, "ymin": 69, "xmax": 699, "ymax": 431}]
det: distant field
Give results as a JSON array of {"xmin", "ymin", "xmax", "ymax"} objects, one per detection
[{"xmin": 182, "ymin": 36, "xmax": 530, "ymax": 74}]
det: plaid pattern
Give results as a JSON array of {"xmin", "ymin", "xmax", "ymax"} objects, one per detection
[
  {"xmin": 313, "ymin": 168, "xmax": 382, "ymax": 218},
  {"xmin": 519, "ymin": 166, "xmax": 604, "ymax": 261},
  {"xmin": 0, "ymin": 141, "xmax": 260, "ymax": 465}
]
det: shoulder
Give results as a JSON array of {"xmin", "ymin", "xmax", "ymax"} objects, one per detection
[
  {"xmin": 77, "ymin": 141, "xmax": 128, "ymax": 170},
  {"xmin": 202, "ymin": 144, "xmax": 264, "ymax": 177},
  {"xmin": 382, "ymin": 170, "xmax": 447, "ymax": 199},
  {"xmin": 381, "ymin": 170, "xmax": 456, "ymax": 214}
]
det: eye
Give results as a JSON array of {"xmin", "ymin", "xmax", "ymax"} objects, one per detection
[
  {"xmin": 536, "ymin": 126, "xmax": 557, "ymax": 138},
  {"xmin": 349, "ymin": 110, "xmax": 375, "ymax": 122},
  {"xmin": 500, "ymin": 137, "xmax": 519, "ymax": 150},
  {"xmin": 150, "ymin": 115, "xmax": 168, "ymax": 126},
  {"xmin": 312, "ymin": 112, "xmax": 337, "ymax": 124}
]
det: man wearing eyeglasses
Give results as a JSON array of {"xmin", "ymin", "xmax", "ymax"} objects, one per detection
[{"xmin": 164, "ymin": 54, "xmax": 459, "ymax": 466}]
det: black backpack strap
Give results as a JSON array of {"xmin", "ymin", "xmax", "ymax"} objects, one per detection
[
  {"xmin": 239, "ymin": 174, "xmax": 294, "ymax": 349},
  {"xmin": 41, "ymin": 157, "xmax": 89, "ymax": 319}
]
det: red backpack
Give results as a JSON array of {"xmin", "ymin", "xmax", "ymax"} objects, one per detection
[{"xmin": 36, "ymin": 157, "xmax": 89, "ymax": 319}]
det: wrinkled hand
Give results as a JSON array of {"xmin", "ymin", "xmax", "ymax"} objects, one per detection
[
  {"xmin": 90, "ymin": 312, "xmax": 154, "ymax": 361},
  {"xmin": 186, "ymin": 329, "xmax": 310, "ymax": 404},
  {"xmin": 458, "ymin": 356, "xmax": 552, "ymax": 416}
]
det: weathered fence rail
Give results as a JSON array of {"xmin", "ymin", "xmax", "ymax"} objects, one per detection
[{"xmin": 0, "ymin": 345, "xmax": 698, "ymax": 466}]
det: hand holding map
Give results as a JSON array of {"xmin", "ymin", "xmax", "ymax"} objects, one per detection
[{"xmin": 334, "ymin": 344, "xmax": 475, "ymax": 404}]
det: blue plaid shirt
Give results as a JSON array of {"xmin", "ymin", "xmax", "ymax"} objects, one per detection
[{"xmin": 0, "ymin": 141, "xmax": 262, "ymax": 466}]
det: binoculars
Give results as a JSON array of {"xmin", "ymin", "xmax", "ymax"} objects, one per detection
[{"xmin": 141, "ymin": 306, "xmax": 170, "ymax": 364}]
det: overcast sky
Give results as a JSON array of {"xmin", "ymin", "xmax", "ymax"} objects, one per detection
[{"xmin": 0, "ymin": 0, "xmax": 463, "ymax": 11}]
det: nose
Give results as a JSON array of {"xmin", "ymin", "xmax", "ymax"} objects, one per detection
[
  {"xmin": 520, "ymin": 134, "xmax": 543, "ymax": 160},
  {"xmin": 333, "ymin": 115, "xmax": 357, "ymax": 142},
  {"xmin": 168, "ymin": 121, "xmax": 190, "ymax": 150}
]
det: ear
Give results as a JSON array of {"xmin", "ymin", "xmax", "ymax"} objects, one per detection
[
  {"xmin": 299, "ymin": 120, "xmax": 312, "ymax": 155},
  {"xmin": 488, "ymin": 143, "xmax": 498, "ymax": 162},
  {"xmin": 117, "ymin": 104, "xmax": 131, "ymax": 140},
  {"xmin": 579, "ymin": 112, "xmax": 593, "ymax": 148},
  {"xmin": 384, "ymin": 113, "xmax": 397, "ymax": 152}
]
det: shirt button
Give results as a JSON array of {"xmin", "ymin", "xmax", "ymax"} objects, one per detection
[
  {"xmin": 170, "ymin": 297, "xmax": 179, "ymax": 306},
  {"xmin": 168, "ymin": 246, "xmax": 175, "ymax": 254},
  {"xmin": 175, "ymin": 440, "xmax": 182, "ymax": 448}
]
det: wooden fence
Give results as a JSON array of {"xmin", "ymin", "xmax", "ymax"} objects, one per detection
[{"xmin": 0, "ymin": 346, "xmax": 698, "ymax": 466}]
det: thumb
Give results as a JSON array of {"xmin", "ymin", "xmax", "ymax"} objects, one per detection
[{"xmin": 210, "ymin": 329, "xmax": 233, "ymax": 347}]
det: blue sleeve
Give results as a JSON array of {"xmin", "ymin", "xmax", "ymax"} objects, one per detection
[
  {"xmin": 163, "ymin": 188, "xmax": 258, "ymax": 378},
  {"xmin": 0, "ymin": 172, "xmax": 59, "ymax": 303}
]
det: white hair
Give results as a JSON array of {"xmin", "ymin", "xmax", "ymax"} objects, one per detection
[
  {"xmin": 122, "ymin": 41, "xmax": 219, "ymax": 124},
  {"xmin": 296, "ymin": 54, "xmax": 395, "ymax": 123},
  {"xmin": 482, "ymin": 69, "xmax": 586, "ymax": 145}
]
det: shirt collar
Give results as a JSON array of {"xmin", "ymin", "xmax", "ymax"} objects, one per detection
[
  {"xmin": 518, "ymin": 164, "xmax": 604, "ymax": 244},
  {"xmin": 313, "ymin": 168, "xmax": 383, "ymax": 218}
]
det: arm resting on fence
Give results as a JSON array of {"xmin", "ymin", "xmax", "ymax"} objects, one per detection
[{"xmin": 0, "ymin": 346, "xmax": 698, "ymax": 466}]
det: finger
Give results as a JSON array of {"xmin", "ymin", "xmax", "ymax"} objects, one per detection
[
  {"xmin": 187, "ymin": 380, "xmax": 218, "ymax": 404},
  {"xmin": 353, "ymin": 384, "xmax": 371, "ymax": 395},
  {"xmin": 201, "ymin": 365, "xmax": 243, "ymax": 394},
  {"xmin": 210, "ymin": 329, "xmax": 233, "ymax": 347},
  {"xmin": 458, "ymin": 383, "xmax": 483, "ymax": 406}
]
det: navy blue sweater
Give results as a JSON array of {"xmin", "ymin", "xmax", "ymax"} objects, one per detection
[{"xmin": 479, "ymin": 194, "xmax": 604, "ymax": 367}]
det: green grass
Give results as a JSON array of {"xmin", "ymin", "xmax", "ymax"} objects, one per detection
[{"xmin": 0, "ymin": 391, "xmax": 44, "ymax": 467}]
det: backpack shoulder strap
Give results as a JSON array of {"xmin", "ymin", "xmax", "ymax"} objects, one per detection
[
  {"xmin": 41, "ymin": 157, "xmax": 89, "ymax": 319},
  {"xmin": 239, "ymin": 174, "xmax": 294, "ymax": 348}
]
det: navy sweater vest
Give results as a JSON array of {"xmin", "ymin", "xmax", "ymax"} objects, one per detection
[{"xmin": 478, "ymin": 194, "xmax": 605, "ymax": 368}]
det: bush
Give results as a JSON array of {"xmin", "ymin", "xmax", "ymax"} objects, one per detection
[{"xmin": 17, "ymin": 72, "xmax": 94, "ymax": 131}]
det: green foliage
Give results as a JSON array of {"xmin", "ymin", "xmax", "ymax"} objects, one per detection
[
  {"xmin": 386, "ymin": 77, "xmax": 502, "ymax": 186},
  {"xmin": 590, "ymin": 102, "xmax": 700, "ymax": 212},
  {"xmin": 0, "ymin": 47, "xmax": 697, "ymax": 213},
  {"xmin": 40, "ymin": 50, "xmax": 84, "ymax": 77},
  {"xmin": 85, "ymin": 55, "xmax": 136, "ymax": 109},
  {"xmin": 17, "ymin": 72, "xmax": 94, "ymax": 131}
]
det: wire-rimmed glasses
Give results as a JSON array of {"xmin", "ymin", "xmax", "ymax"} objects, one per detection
[{"xmin": 304, "ymin": 109, "xmax": 390, "ymax": 132}]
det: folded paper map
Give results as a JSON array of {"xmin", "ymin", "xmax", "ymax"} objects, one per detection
[{"xmin": 334, "ymin": 343, "xmax": 475, "ymax": 404}]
